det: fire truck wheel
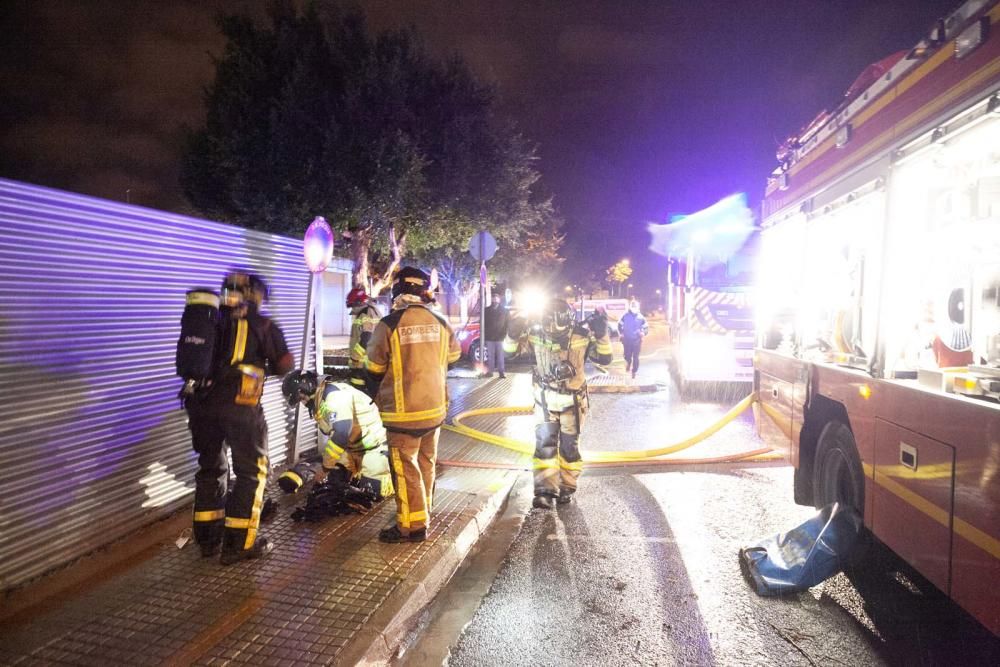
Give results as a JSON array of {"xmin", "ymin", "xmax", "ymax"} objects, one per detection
[{"xmin": 813, "ymin": 420, "xmax": 864, "ymax": 515}]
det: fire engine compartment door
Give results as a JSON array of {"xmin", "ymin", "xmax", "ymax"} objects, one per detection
[
  {"xmin": 756, "ymin": 372, "xmax": 793, "ymax": 460},
  {"xmin": 871, "ymin": 419, "xmax": 955, "ymax": 594}
]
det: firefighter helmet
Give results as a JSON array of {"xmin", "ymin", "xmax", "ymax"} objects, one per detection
[
  {"xmin": 221, "ymin": 271, "xmax": 270, "ymax": 306},
  {"xmin": 281, "ymin": 369, "xmax": 320, "ymax": 406},
  {"xmin": 391, "ymin": 266, "xmax": 431, "ymax": 300},
  {"xmin": 542, "ymin": 298, "xmax": 575, "ymax": 335},
  {"xmin": 346, "ymin": 286, "xmax": 369, "ymax": 308}
]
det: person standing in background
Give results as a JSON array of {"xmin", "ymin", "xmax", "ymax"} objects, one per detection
[
  {"xmin": 346, "ymin": 287, "xmax": 381, "ymax": 392},
  {"xmin": 618, "ymin": 299, "xmax": 648, "ymax": 379},
  {"xmin": 483, "ymin": 292, "xmax": 509, "ymax": 378}
]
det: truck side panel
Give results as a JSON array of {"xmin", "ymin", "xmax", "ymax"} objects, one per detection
[{"xmin": 878, "ymin": 381, "xmax": 1000, "ymax": 635}]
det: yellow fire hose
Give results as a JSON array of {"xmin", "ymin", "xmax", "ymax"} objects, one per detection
[{"xmin": 442, "ymin": 393, "xmax": 781, "ymax": 468}]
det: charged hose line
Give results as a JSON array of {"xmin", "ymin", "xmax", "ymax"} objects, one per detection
[
  {"xmin": 442, "ymin": 394, "xmax": 774, "ymax": 466},
  {"xmin": 438, "ymin": 446, "xmax": 779, "ymax": 471}
]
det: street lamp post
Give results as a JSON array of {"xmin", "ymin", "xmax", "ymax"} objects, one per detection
[{"xmin": 627, "ymin": 283, "xmax": 633, "ymax": 298}]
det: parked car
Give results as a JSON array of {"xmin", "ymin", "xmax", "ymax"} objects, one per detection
[{"xmin": 456, "ymin": 314, "xmax": 532, "ymax": 362}]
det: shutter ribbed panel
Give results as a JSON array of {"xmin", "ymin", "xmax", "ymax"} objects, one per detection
[{"xmin": 0, "ymin": 178, "xmax": 319, "ymax": 591}]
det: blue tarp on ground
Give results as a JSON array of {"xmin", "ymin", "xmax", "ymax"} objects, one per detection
[{"xmin": 739, "ymin": 502, "xmax": 862, "ymax": 596}]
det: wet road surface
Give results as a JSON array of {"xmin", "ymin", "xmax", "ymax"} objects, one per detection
[{"xmin": 419, "ymin": 333, "xmax": 1000, "ymax": 665}]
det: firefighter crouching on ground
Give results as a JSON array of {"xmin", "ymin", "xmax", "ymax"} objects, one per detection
[
  {"xmin": 280, "ymin": 369, "xmax": 393, "ymax": 496},
  {"xmin": 187, "ymin": 272, "xmax": 294, "ymax": 564},
  {"xmin": 347, "ymin": 287, "xmax": 381, "ymax": 392},
  {"xmin": 365, "ymin": 267, "xmax": 461, "ymax": 543},
  {"xmin": 526, "ymin": 298, "xmax": 613, "ymax": 509}
]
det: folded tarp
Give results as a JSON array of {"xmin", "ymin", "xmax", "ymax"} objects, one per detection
[{"xmin": 739, "ymin": 502, "xmax": 862, "ymax": 596}]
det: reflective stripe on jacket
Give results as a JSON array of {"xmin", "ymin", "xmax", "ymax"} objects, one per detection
[
  {"xmin": 365, "ymin": 301, "xmax": 461, "ymax": 430},
  {"xmin": 529, "ymin": 323, "xmax": 612, "ymax": 395},
  {"xmin": 349, "ymin": 304, "xmax": 381, "ymax": 370}
]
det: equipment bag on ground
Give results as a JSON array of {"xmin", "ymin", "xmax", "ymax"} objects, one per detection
[{"xmin": 738, "ymin": 502, "xmax": 862, "ymax": 596}]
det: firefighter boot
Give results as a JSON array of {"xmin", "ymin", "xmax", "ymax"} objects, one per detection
[
  {"xmin": 557, "ymin": 489, "xmax": 574, "ymax": 505},
  {"xmin": 220, "ymin": 534, "xmax": 274, "ymax": 565},
  {"xmin": 532, "ymin": 494, "xmax": 556, "ymax": 510},
  {"xmin": 378, "ymin": 525, "xmax": 427, "ymax": 543},
  {"xmin": 195, "ymin": 523, "xmax": 223, "ymax": 557}
]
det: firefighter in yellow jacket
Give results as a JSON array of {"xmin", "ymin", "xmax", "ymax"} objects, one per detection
[
  {"xmin": 280, "ymin": 369, "xmax": 393, "ymax": 497},
  {"xmin": 527, "ymin": 298, "xmax": 612, "ymax": 509},
  {"xmin": 346, "ymin": 287, "xmax": 381, "ymax": 391},
  {"xmin": 365, "ymin": 267, "xmax": 461, "ymax": 543}
]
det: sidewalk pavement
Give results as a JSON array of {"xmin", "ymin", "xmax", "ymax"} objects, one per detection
[{"xmin": 0, "ymin": 376, "xmax": 534, "ymax": 667}]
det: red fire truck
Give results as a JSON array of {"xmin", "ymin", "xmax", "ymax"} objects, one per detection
[{"xmin": 755, "ymin": 0, "xmax": 1000, "ymax": 635}]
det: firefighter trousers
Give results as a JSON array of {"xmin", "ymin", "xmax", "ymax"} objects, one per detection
[
  {"xmin": 386, "ymin": 428, "xmax": 440, "ymax": 536},
  {"xmin": 533, "ymin": 402, "xmax": 586, "ymax": 498},
  {"xmin": 187, "ymin": 398, "xmax": 270, "ymax": 552}
]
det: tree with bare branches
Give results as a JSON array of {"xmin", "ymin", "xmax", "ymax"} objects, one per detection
[{"xmin": 182, "ymin": 3, "xmax": 555, "ymax": 293}]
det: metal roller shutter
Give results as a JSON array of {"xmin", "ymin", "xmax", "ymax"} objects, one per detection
[{"xmin": 0, "ymin": 178, "xmax": 320, "ymax": 592}]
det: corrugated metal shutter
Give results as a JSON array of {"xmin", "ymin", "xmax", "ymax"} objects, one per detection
[{"xmin": 0, "ymin": 178, "xmax": 322, "ymax": 592}]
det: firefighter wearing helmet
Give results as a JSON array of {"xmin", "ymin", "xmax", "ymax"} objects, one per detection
[
  {"xmin": 528, "ymin": 297, "xmax": 612, "ymax": 509},
  {"xmin": 346, "ymin": 286, "xmax": 381, "ymax": 391},
  {"xmin": 186, "ymin": 271, "xmax": 294, "ymax": 564},
  {"xmin": 364, "ymin": 267, "xmax": 461, "ymax": 543},
  {"xmin": 280, "ymin": 369, "xmax": 393, "ymax": 496}
]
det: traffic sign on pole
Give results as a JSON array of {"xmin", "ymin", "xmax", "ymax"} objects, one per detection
[
  {"xmin": 469, "ymin": 231, "xmax": 496, "ymax": 371},
  {"xmin": 468, "ymin": 230, "xmax": 497, "ymax": 262}
]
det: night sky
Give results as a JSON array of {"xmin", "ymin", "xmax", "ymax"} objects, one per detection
[{"xmin": 0, "ymin": 0, "xmax": 961, "ymax": 296}]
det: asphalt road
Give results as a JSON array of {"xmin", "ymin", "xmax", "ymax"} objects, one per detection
[{"xmin": 417, "ymin": 332, "xmax": 1000, "ymax": 666}]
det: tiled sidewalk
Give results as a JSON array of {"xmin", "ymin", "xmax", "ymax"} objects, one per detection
[{"xmin": 0, "ymin": 377, "xmax": 529, "ymax": 667}]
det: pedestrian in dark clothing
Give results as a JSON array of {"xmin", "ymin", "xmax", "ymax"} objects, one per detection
[
  {"xmin": 187, "ymin": 272, "xmax": 294, "ymax": 565},
  {"xmin": 618, "ymin": 299, "xmax": 648, "ymax": 379},
  {"xmin": 483, "ymin": 293, "xmax": 509, "ymax": 378}
]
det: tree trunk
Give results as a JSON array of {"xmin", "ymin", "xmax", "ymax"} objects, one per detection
[
  {"xmin": 350, "ymin": 228, "xmax": 371, "ymax": 290},
  {"xmin": 370, "ymin": 225, "xmax": 405, "ymax": 296}
]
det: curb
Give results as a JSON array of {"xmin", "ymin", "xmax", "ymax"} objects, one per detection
[
  {"xmin": 588, "ymin": 382, "xmax": 657, "ymax": 393},
  {"xmin": 337, "ymin": 473, "xmax": 519, "ymax": 666}
]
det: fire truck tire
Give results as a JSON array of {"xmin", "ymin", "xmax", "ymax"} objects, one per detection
[{"xmin": 813, "ymin": 420, "xmax": 864, "ymax": 516}]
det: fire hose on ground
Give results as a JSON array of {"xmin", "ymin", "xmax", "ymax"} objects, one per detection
[{"xmin": 440, "ymin": 394, "xmax": 781, "ymax": 469}]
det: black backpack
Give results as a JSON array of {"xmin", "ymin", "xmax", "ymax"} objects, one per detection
[{"xmin": 176, "ymin": 289, "xmax": 221, "ymax": 396}]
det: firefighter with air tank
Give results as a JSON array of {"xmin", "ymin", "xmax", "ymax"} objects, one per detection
[
  {"xmin": 182, "ymin": 272, "xmax": 294, "ymax": 564},
  {"xmin": 523, "ymin": 297, "xmax": 612, "ymax": 509}
]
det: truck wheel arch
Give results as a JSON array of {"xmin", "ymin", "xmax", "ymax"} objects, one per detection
[{"xmin": 794, "ymin": 394, "xmax": 852, "ymax": 507}]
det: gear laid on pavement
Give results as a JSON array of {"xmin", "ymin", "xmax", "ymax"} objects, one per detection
[{"xmin": 291, "ymin": 464, "xmax": 379, "ymax": 522}]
